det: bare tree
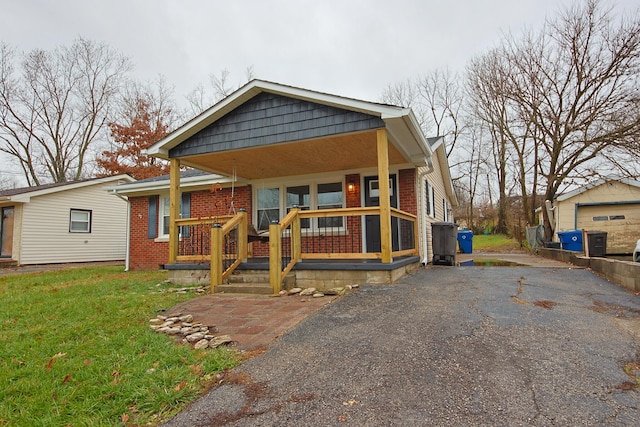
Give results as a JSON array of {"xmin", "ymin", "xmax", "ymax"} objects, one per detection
[
  {"xmin": 507, "ymin": 0, "xmax": 640, "ymax": 239},
  {"xmin": 185, "ymin": 66, "xmax": 256, "ymax": 117},
  {"xmin": 380, "ymin": 69, "xmax": 464, "ymax": 156},
  {"xmin": 467, "ymin": 0, "xmax": 640, "ymax": 240},
  {"xmin": 452, "ymin": 118, "xmax": 490, "ymax": 231},
  {"xmin": 466, "ymin": 49, "xmax": 515, "ymax": 235},
  {"xmin": 0, "ymin": 38, "xmax": 131, "ymax": 185}
]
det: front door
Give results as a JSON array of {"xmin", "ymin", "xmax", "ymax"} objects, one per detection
[
  {"xmin": 1, "ymin": 206, "xmax": 14, "ymax": 258},
  {"xmin": 364, "ymin": 175, "xmax": 399, "ymax": 253}
]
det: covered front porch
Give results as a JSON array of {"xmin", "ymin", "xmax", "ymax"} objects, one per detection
[
  {"xmin": 146, "ymin": 80, "xmax": 433, "ymax": 293},
  {"xmin": 166, "ymin": 202, "xmax": 421, "ymax": 293}
]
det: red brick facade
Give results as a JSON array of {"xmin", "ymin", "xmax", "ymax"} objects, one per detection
[
  {"xmin": 128, "ymin": 172, "xmax": 417, "ymax": 270},
  {"xmin": 398, "ymin": 169, "xmax": 417, "ymax": 215}
]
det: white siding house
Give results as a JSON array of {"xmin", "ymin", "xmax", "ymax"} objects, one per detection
[
  {"xmin": 418, "ymin": 136, "xmax": 458, "ymax": 264},
  {"xmin": 0, "ymin": 175, "xmax": 134, "ymax": 265}
]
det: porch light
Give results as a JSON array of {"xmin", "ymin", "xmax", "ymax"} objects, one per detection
[{"xmin": 348, "ymin": 181, "xmax": 356, "ymax": 193}]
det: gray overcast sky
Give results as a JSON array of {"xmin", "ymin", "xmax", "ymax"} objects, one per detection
[
  {"xmin": 0, "ymin": 0, "xmax": 637, "ymax": 185},
  {"xmin": 3, "ymin": 0, "xmax": 637, "ymax": 104}
]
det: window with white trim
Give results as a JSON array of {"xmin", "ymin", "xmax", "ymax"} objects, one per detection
[
  {"xmin": 70, "ymin": 209, "xmax": 91, "ymax": 233},
  {"xmin": 255, "ymin": 180, "xmax": 345, "ymax": 232},
  {"xmin": 257, "ymin": 187, "xmax": 281, "ymax": 232},
  {"xmin": 286, "ymin": 185, "xmax": 310, "ymax": 229},
  {"xmin": 425, "ymin": 180, "xmax": 435, "ymax": 218},
  {"xmin": 317, "ymin": 182, "xmax": 343, "ymax": 228},
  {"xmin": 160, "ymin": 196, "xmax": 171, "ymax": 236}
]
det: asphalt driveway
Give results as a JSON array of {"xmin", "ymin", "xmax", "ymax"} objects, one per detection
[{"xmin": 165, "ymin": 265, "xmax": 640, "ymax": 426}]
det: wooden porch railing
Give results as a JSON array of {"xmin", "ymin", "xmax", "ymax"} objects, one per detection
[
  {"xmin": 173, "ymin": 207, "xmax": 418, "ymax": 295},
  {"xmin": 269, "ymin": 206, "xmax": 418, "ymax": 293},
  {"xmin": 174, "ymin": 210, "xmax": 248, "ymax": 293}
]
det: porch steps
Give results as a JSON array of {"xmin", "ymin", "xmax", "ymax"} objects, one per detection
[{"xmin": 214, "ymin": 270, "xmax": 296, "ymax": 295}]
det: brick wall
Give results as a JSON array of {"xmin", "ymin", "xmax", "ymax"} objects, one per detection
[
  {"xmin": 128, "ymin": 185, "xmax": 253, "ymax": 270},
  {"xmin": 399, "ymin": 169, "xmax": 417, "ymax": 215},
  {"xmin": 128, "ymin": 172, "xmax": 418, "ymax": 269}
]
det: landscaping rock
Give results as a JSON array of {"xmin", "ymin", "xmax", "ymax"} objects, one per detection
[
  {"xmin": 288, "ymin": 287, "xmax": 303, "ymax": 295},
  {"xmin": 186, "ymin": 332, "xmax": 205, "ymax": 342},
  {"xmin": 300, "ymin": 288, "xmax": 316, "ymax": 296},
  {"xmin": 209, "ymin": 335, "xmax": 233, "ymax": 348},
  {"xmin": 312, "ymin": 292, "xmax": 325, "ymax": 298},
  {"xmin": 194, "ymin": 339, "xmax": 209, "ymax": 350}
]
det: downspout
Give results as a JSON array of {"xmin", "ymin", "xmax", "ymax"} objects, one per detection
[
  {"xmin": 111, "ymin": 191, "xmax": 131, "ymax": 271},
  {"xmin": 418, "ymin": 160, "xmax": 435, "ymax": 265}
]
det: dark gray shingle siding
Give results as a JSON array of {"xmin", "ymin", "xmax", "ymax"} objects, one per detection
[{"xmin": 169, "ymin": 92, "xmax": 384, "ymax": 158}]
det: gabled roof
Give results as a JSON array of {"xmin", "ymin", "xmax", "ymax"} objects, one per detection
[
  {"xmin": 0, "ymin": 175, "xmax": 134, "ymax": 203},
  {"xmin": 556, "ymin": 177, "xmax": 640, "ymax": 202},
  {"xmin": 146, "ymin": 79, "xmax": 432, "ymax": 168}
]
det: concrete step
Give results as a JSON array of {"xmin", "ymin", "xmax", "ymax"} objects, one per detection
[
  {"xmin": 214, "ymin": 283, "xmax": 274, "ymax": 295},
  {"xmin": 228, "ymin": 271, "xmax": 296, "ymax": 289},
  {"xmin": 228, "ymin": 273, "xmax": 270, "ymax": 284}
]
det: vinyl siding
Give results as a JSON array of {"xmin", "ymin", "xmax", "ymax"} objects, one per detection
[
  {"xmin": 418, "ymin": 152, "xmax": 456, "ymax": 263},
  {"xmin": 19, "ymin": 183, "xmax": 128, "ymax": 264}
]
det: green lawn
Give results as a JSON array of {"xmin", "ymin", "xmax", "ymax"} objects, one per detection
[
  {"xmin": 469, "ymin": 234, "xmax": 524, "ymax": 252},
  {"xmin": 0, "ymin": 267, "xmax": 238, "ymax": 426}
]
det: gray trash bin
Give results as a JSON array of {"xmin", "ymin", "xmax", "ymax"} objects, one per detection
[{"xmin": 432, "ymin": 222, "xmax": 457, "ymax": 266}]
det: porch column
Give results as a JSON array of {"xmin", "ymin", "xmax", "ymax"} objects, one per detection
[
  {"xmin": 376, "ymin": 128, "xmax": 392, "ymax": 263},
  {"xmin": 168, "ymin": 158, "xmax": 181, "ymax": 264}
]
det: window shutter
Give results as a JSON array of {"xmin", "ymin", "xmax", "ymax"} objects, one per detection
[
  {"xmin": 148, "ymin": 196, "xmax": 158, "ymax": 239},
  {"xmin": 181, "ymin": 192, "xmax": 191, "ymax": 237}
]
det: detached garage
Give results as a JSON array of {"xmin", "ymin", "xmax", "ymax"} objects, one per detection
[{"xmin": 550, "ymin": 178, "xmax": 640, "ymax": 254}]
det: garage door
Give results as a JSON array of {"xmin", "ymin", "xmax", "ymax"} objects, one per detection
[{"xmin": 577, "ymin": 203, "xmax": 640, "ymax": 254}]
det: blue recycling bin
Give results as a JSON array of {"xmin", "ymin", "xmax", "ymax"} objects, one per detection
[
  {"xmin": 457, "ymin": 230, "xmax": 474, "ymax": 254},
  {"xmin": 557, "ymin": 230, "xmax": 583, "ymax": 252}
]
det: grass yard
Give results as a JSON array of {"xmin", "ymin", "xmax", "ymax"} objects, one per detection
[
  {"xmin": 470, "ymin": 233, "xmax": 524, "ymax": 252},
  {"xmin": 0, "ymin": 267, "xmax": 239, "ymax": 426}
]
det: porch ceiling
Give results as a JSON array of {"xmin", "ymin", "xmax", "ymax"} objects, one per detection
[{"xmin": 178, "ymin": 130, "xmax": 408, "ymax": 180}]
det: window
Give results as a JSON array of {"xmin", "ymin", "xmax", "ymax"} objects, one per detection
[
  {"xmin": 368, "ymin": 179, "xmax": 394, "ymax": 199},
  {"xmin": 151, "ymin": 193, "xmax": 191, "ymax": 239},
  {"xmin": 443, "ymin": 199, "xmax": 451, "ymax": 222},
  {"xmin": 317, "ymin": 182, "xmax": 343, "ymax": 228},
  {"xmin": 425, "ymin": 180, "xmax": 435, "ymax": 218},
  {"xmin": 254, "ymin": 180, "xmax": 345, "ymax": 231},
  {"xmin": 160, "ymin": 196, "xmax": 171, "ymax": 236},
  {"xmin": 609, "ymin": 215, "xmax": 625, "ymax": 220},
  {"xmin": 592, "ymin": 216, "xmax": 608, "ymax": 221},
  {"xmin": 70, "ymin": 209, "xmax": 91, "ymax": 233},
  {"xmin": 286, "ymin": 185, "xmax": 310, "ymax": 228},
  {"xmin": 257, "ymin": 187, "xmax": 280, "ymax": 231}
]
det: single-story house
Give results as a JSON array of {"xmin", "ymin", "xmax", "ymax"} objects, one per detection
[
  {"xmin": 541, "ymin": 178, "xmax": 640, "ymax": 254},
  {"xmin": 0, "ymin": 175, "xmax": 134, "ymax": 266},
  {"xmin": 110, "ymin": 80, "xmax": 457, "ymax": 292}
]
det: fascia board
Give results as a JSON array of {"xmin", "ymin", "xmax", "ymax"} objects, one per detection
[
  {"xmin": 109, "ymin": 174, "xmax": 234, "ymax": 195},
  {"xmin": 9, "ymin": 175, "xmax": 134, "ymax": 201}
]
